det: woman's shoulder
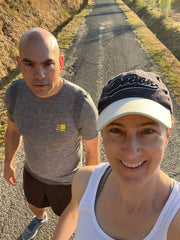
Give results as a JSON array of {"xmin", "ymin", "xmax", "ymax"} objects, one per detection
[
  {"xmin": 168, "ymin": 208, "xmax": 180, "ymax": 240},
  {"xmin": 72, "ymin": 163, "xmax": 109, "ymax": 203},
  {"xmin": 167, "ymin": 180, "xmax": 180, "ymax": 240}
]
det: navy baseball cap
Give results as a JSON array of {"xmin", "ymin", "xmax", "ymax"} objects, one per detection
[{"xmin": 97, "ymin": 70, "xmax": 173, "ymax": 130}]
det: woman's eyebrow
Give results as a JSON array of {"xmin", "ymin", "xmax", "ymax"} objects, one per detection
[
  {"xmin": 107, "ymin": 121, "xmax": 159, "ymax": 127},
  {"xmin": 139, "ymin": 122, "xmax": 159, "ymax": 127},
  {"xmin": 107, "ymin": 122, "xmax": 123, "ymax": 127}
]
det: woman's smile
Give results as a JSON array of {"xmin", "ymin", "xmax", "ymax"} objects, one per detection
[{"xmin": 120, "ymin": 160, "xmax": 146, "ymax": 169}]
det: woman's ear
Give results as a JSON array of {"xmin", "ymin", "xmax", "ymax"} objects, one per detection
[
  {"xmin": 165, "ymin": 125, "xmax": 173, "ymax": 148},
  {"xmin": 101, "ymin": 130, "xmax": 104, "ymax": 138}
]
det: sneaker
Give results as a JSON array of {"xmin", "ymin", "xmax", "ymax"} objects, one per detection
[{"xmin": 22, "ymin": 212, "xmax": 48, "ymax": 240}]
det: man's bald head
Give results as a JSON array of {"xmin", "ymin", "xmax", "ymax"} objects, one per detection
[{"xmin": 19, "ymin": 28, "xmax": 59, "ymax": 57}]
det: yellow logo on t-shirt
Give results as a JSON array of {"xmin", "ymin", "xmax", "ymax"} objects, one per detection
[{"xmin": 56, "ymin": 124, "xmax": 66, "ymax": 131}]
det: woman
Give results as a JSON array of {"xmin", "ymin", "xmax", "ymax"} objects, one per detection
[{"xmin": 53, "ymin": 70, "xmax": 180, "ymax": 240}]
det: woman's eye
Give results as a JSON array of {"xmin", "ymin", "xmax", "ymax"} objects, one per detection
[
  {"xmin": 142, "ymin": 129, "xmax": 155, "ymax": 134},
  {"xmin": 110, "ymin": 128, "xmax": 122, "ymax": 134}
]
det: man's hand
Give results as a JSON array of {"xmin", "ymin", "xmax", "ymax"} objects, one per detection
[
  {"xmin": 4, "ymin": 165, "xmax": 16, "ymax": 186},
  {"xmin": 4, "ymin": 119, "xmax": 21, "ymax": 186}
]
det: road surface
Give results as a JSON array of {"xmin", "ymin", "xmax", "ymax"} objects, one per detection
[{"xmin": 0, "ymin": 0, "xmax": 179, "ymax": 239}]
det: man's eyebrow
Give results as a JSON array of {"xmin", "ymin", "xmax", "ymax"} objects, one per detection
[
  {"xmin": 43, "ymin": 59, "xmax": 55, "ymax": 64},
  {"xmin": 22, "ymin": 58, "xmax": 34, "ymax": 63},
  {"xmin": 22, "ymin": 58, "xmax": 54, "ymax": 63}
]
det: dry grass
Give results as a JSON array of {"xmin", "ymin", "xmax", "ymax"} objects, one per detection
[
  {"xmin": 122, "ymin": 0, "xmax": 180, "ymax": 60},
  {"xmin": 116, "ymin": 0, "xmax": 180, "ymax": 103},
  {"xmin": 0, "ymin": 0, "xmax": 86, "ymax": 80}
]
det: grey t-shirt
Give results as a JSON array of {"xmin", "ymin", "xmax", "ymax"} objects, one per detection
[{"xmin": 5, "ymin": 79, "xmax": 98, "ymax": 184}]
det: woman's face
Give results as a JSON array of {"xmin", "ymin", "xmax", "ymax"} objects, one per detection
[{"xmin": 101, "ymin": 114, "xmax": 170, "ymax": 186}]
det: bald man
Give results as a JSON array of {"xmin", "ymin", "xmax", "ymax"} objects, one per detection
[{"xmin": 4, "ymin": 28, "xmax": 100, "ymax": 240}]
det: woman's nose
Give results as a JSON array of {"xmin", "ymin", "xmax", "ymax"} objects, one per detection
[{"xmin": 123, "ymin": 134, "xmax": 142, "ymax": 158}]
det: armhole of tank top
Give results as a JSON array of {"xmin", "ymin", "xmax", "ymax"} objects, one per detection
[
  {"xmin": 95, "ymin": 165, "xmax": 112, "ymax": 205},
  {"xmin": 169, "ymin": 178, "xmax": 174, "ymax": 195}
]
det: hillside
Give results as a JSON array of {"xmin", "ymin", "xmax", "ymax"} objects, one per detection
[{"xmin": 0, "ymin": 0, "xmax": 87, "ymax": 81}]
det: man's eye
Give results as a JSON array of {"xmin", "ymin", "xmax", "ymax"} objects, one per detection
[
  {"xmin": 45, "ymin": 62, "xmax": 54, "ymax": 67},
  {"xmin": 25, "ymin": 62, "xmax": 33, "ymax": 67}
]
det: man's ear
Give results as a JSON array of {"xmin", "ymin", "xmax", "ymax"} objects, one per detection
[
  {"xmin": 59, "ymin": 55, "xmax": 64, "ymax": 72},
  {"xmin": 16, "ymin": 56, "xmax": 21, "ymax": 70}
]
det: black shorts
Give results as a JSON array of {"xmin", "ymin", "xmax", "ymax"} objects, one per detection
[{"xmin": 23, "ymin": 168, "xmax": 72, "ymax": 216}]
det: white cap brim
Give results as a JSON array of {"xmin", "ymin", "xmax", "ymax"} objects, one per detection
[{"xmin": 97, "ymin": 97, "xmax": 172, "ymax": 131}]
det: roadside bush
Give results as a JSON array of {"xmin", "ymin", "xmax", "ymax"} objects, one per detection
[
  {"xmin": 159, "ymin": 0, "xmax": 171, "ymax": 15},
  {"xmin": 143, "ymin": 0, "xmax": 172, "ymax": 15}
]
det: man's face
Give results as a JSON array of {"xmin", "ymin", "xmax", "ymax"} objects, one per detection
[{"xmin": 16, "ymin": 37, "xmax": 63, "ymax": 98}]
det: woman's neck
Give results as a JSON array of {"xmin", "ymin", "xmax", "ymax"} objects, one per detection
[{"xmin": 108, "ymin": 170, "xmax": 172, "ymax": 213}]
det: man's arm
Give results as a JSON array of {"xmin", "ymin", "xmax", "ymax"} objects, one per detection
[
  {"xmin": 83, "ymin": 135, "xmax": 100, "ymax": 165},
  {"xmin": 4, "ymin": 119, "xmax": 21, "ymax": 186},
  {"xmin": 53, "ymin": 166, "xmax": 95, "ymax": 240}
]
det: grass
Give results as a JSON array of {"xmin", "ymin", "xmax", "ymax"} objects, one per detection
[
  {"xmin": 116, "ymin": 0, "xmax": 180, "ymax": 102},
  {"xmin": 57, "ymin": 1, "xmax": 94, "ymax": 53}
]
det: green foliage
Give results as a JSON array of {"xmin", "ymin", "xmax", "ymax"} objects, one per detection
[
  {"xmin": 137, "ymin": 0, "xmax": 145, "ymax": 7},
  {"xmin": 144, "ymin": 0, "xmax": 172, "ymax": 15},
  {"xmin": 150, "ymin": 0, "xmax": 157, "ymax": 7},
  {"xmin": 159, "ymin": 0, "xmax": 171, "ymax": 15}
]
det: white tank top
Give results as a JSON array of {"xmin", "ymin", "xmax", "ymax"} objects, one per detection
[{"xmin": 75, "ymin": 163, "xmax": 180, "ymax": 240}]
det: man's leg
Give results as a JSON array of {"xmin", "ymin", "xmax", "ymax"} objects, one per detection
[
  {"xmin": 22, "ymin": 204, "xmax": 48, "ymax": 240},
  {"xmin": 22, "ymin": 168, "xmax": 49, "ymax": 240},
  {"xmin": 28, "ymin": 203, "xmax": 46, "ymax": 220},
  {"xmin": 47, "ymin": 184, "xmax": 72, "ymax": 216}
]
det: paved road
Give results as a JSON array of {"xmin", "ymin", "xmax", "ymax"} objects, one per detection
[{"xmin": 0, "ymin": 0, "xmax": 179, "ymax": 239}]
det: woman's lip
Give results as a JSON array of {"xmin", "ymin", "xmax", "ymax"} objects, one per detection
[{"xmin": 120, "ymin": 160, "xmax": 146, "ymax": 169}]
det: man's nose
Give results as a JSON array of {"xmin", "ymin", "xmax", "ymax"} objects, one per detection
[{"xmin": 34, "ymin": 66, "xmax": 46, "ymax": 79}]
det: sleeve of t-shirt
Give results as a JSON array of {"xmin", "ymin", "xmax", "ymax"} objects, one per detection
[
  {"xmin": 4, "ymin": 83, "xmax": 16, "ymax": 122},
  {"xmin": 80, "ymin": 94, "xmax": 98, "ymax": 140}
]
